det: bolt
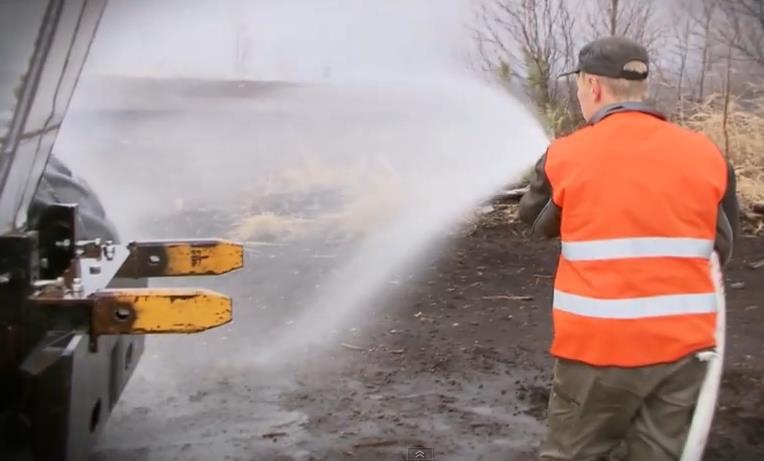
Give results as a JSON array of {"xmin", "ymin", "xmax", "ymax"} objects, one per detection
[
  {"xmin": 114, "ymin": 306, "xmax": 132, "ymax": 322},
  {"xmin": 0, "ymin": 273, "xmax": 10, "ymax": 284},
  {"xmin": 72, "ymin": 277, "xmax": 84, "ymax": 295},
  {"xmin": 89, "ymin": 264, "xmax": 102, "ymax": 275},
  {"xmin": 55, "ymin": 239, "xmax": 72, "ymax": 249},
  {"xmin": 104, "ymin": 245, "xmax": 116, "ymax": 261}
]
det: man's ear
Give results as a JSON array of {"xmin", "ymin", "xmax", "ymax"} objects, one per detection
[{"xmin": 590, "ymin": 77, "xmax": 602, "ymax": 101}]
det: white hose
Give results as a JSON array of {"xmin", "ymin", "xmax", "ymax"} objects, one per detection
[{"xmin": 680, "ymin": 251, "xmax": 726, "ymax": 461}]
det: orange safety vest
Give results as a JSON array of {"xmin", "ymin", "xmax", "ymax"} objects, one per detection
[{"xmin": 545, "ymin": 110, "xmax": 728, "ymax": 367}]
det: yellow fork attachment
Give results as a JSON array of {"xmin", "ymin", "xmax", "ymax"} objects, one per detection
[
  {"xmin": 32, "ymin": 239, "xmax": 244, "ymax": 335},
  {"xmin": 90, "ymin": 288, "xmax": 232, "ymax": 335},
  {"xmin": 117, "ymin": 239, "xmax": 244, "ymax": 278}
]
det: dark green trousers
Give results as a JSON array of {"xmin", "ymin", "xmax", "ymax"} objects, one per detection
[{"xmin": 539, "ymin": 353, "xmax": 708, "ymax": 461}]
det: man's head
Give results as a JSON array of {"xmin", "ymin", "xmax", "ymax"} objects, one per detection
[{"xmin": 561, "ymin": 36, "xmax": 650, "ymax": 122}]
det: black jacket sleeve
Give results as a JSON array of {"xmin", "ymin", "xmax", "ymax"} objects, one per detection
[
  {"xmin": 715, "ymin": 159, "xmax": 740, "ymax": 267},
  {"xmin": 518, "ymin": 151, "xmax": 561, "ymax": 238}
]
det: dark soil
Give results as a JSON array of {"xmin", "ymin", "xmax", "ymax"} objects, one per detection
[
  {"xmin": 92, "ymin": 207, "xmax": 764, "ymax": 461},
  {"xmin": 77, "ymin": 78, "xmax": 764, "ymax": 461}
]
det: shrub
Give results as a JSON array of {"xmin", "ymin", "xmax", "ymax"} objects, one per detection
[{"xmin": 677, "ymin": 94, "xmax": 764, "ymax": 233}]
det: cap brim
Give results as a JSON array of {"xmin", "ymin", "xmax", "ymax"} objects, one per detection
[{"xmin": 557, "ymin": 69, "xmax": 580, "ymax": 79}]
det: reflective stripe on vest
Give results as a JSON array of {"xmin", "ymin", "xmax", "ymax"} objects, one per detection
[
  {"xmin": 561, "ymin": 237, "xmax": 714, "ymax": 261},
  {"xmin": 553, "ymin": 290, "xmax": 717, "ymax": 319}
]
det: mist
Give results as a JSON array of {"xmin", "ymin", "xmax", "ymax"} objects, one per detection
[
  {"xmin": 54, "ymin": 4, "xmax": 549, "ymax": 455},
  {"xmin": 83, "ymin": 0, "xmax": 475, "ymax": 83}
]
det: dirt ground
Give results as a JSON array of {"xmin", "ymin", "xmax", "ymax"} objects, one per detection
[
  {"xmin": 91, "ymin": 204, "xmax": 764, "ymax": 461},
  {"xmin": 75, "ymin": 78, "xmax": 764, "ymax": 461}
]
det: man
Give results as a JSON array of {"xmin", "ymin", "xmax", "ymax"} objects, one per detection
[{"xmin": 518, "ymin": 36, "xmax": 740, "ymax": 461}]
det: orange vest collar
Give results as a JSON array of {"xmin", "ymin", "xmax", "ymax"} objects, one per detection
[{"xmin": 588, "ymin": 102, "xmax": 666, "ymax": 125}]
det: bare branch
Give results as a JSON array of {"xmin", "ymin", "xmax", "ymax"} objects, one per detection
[
  {"xmin": 715, "ymin": 0, "xmax": 764, "ymax": 69},
  {"xmin": 472, "ymin": 0, "xmax": 580, "ymax": 134},
  {"xmin": 587, "ymin": 0, "xmax": 663, "ymax": 52}
]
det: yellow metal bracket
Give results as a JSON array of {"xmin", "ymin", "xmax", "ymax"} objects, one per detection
[
  {"xmin": 117, "ymin": 239, "xmax": 244, "ymax": 278},
  {"xmin": 30, "ymin": 238, "xmax": 243, "ymax": 337},
  {"xmin": 90, "ymin": 288, "xmax": 232, "ymax": 335}
]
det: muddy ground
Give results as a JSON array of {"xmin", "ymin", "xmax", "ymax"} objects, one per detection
[
  {"xmin": 69, "ymin": 77, "xmax": 764, "ymax": 460},
  {"xmin": 90, "ymin": 205, "xmax": 764, "ymax": 461}
]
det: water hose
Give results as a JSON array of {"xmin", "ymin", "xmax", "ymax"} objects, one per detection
[{"xmin": 680, "ymin": 251, "xmax": 726, "ymax": 461}]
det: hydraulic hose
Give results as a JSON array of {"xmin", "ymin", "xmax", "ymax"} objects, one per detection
[{"xmin": 680, "ymin": 251, "xmax": 726, "ymax": 461}]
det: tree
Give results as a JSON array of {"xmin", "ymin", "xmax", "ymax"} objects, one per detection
[
  {"xmin": 717, "ymin": 0, "xmax": 764, "ymax": 69},
  {"xmin": 674, "ymin": 9, "xmax": 693, "ymax": 105},
  {"xmin": 586, "ymin": 0, "xmax": 662, "ymax": 52},
  {"xmin": 669, "ymin": 0, "xmax": 720, "ymax": 105},
  {"xmin": 474, "ymin": 0, "xmax": 578, "ymax": 134},
  {"xmin": 696, "ymin": 0, "xmax": 720, "ymax": 100}
]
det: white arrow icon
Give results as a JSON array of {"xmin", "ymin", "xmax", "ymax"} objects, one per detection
[{"xmin": 414, "ymin": 450, "xmax": 426, "ymax": 459}]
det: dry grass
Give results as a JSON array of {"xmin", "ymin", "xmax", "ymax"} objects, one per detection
[
  {"xmin": 227, "ymin": 160, "xmax": 406, "ymax": 242},
  {"xmin": 227, "ymin": 212, "xmax": 312, "ymax": 242},
  {"xmin": 226, "ymin": 102, "xmax": 764, "ymax": 241},
  {"xmin": 320, "ymin": 181, "xmax": 405, "ymax": 238},
  {"xmin": 678, "ymin": 94, "xmax": 764, "ymax": 234}
]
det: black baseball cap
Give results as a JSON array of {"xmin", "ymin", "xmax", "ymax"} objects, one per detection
[{"xmin": 559, "ymin": 36, "xmax": 649, "ymax": 80}]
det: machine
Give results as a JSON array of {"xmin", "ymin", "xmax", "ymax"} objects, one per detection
[{"xmin": 0, "ymin": 1, "xmax": 243, "ymax": 459}]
